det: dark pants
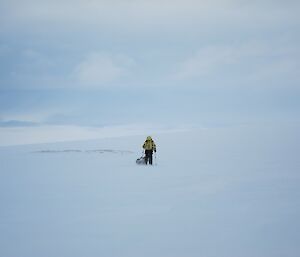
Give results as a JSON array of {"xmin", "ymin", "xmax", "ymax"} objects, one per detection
[{"xmin": 145, "ymin": 150, "xmax": 153, "ymax": 165}]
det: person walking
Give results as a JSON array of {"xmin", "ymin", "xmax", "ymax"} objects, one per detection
[{"xmin": 142, "ymin": 136, "xmax": 156, "ymax": 165}]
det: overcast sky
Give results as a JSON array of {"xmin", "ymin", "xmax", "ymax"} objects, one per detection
[{"xmin": 0, "ymin": 0, "xmax": 300, "ymax": 144}]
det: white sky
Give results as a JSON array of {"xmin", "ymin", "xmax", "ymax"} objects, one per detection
[{"xmin": 0, "ymin": 0, "xmax": 299, "ymax": 144}]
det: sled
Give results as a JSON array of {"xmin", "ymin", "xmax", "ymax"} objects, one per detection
[{"xmin": 136, "ymin": 156, "xmax": 146, "ymax": 165}]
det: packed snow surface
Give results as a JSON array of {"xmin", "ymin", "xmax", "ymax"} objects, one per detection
[{"xmin": 1, "ymin": 125, "xmax": 300, "ymax": 257}]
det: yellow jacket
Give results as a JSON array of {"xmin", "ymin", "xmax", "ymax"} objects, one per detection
[{"xmin": 143, "ymin": 136, "xmax": 156, "ymax": 151}]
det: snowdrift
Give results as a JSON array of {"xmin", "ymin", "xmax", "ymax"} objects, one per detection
[{"xmin": 0, "ymin": 125, "xmax": 300, "ymax": 257}]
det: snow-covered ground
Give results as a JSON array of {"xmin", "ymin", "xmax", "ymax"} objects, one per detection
[{"xmin": 1, "ymin": 124, "xmax": 300, "ymax": 257}]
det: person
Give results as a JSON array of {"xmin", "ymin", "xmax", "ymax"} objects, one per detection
[{"xmin": 142, "ymin": 136, "xmax": 157, "ymax": 165}]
